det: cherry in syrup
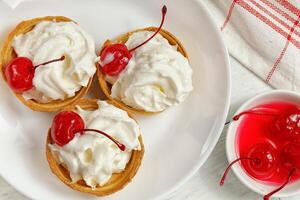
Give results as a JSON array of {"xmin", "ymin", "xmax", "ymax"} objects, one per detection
[
  {"xmin": 99, "ymin": 5, "xmax": 167, "ymax": 76},
  {"xmin": 272, "ymin": 107, "xmax": 300, "ymax": 139},
  {"xmin": 5, "ymin": 56, "xmax": 65, "ymax": 93},
  {"xmin": 220, "ymin": 142, "xmax": 278, "ymax": 186},
  {"xmin": 243, "ymin": 143, "xmax": 278, "ymax": 180},
  {"xmin": 227, "ymin": 101, "xmax": 300, "ymax": 199},
  {"xmin": 51, "ymin": 111, "xmax": 126, "ymax": 151},
  {"xmin": 263, "ymin": 168, "xmax": 296, "ymax": 200},
  {"xmin": 230, "ymin": 104, "xmax": 300, "ymax": 140},
  {"xmin": 219, "ymin": 142, "xmax": 298, "ymax": 200},
  {"xmin": 261, "ymin": 141, "xmax": 300, "ymax": 200},
  {"xmin": 281, "ymin": 141, "xmax": 300, "ymax": 172}
]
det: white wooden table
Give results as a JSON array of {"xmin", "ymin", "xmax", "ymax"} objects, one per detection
[{"xmin": 1, "ymin": 57, "xmax": 299, "ymax": 200}]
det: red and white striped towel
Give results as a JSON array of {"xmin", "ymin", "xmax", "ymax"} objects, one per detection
[{"xmin": 204, "ymin": 0, "xmax": 300, "ymax": 91}]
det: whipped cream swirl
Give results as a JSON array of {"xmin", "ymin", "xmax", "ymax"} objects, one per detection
[
  {"xmin": 105, "ymin": 31, "xmax": 193, "ymax": 112},
  {"xmin": 12, "ymin": 21, "xmax": 97, "ymax": 102},
  {"xmin": 49, "ymin": 101, "xmax": 141, "ymax": 187}
]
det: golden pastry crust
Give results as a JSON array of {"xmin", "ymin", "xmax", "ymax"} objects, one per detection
[
  {"xmin": 0, "ymin": 16, "xmax": 94, "ymax": 112},
  {"xmin": 97, "ymin": 27, "xmax": 188, "ymax": 115},
  {"xmin": 45, "ymin": 99, "xmax": 144, "ymax": 196}
]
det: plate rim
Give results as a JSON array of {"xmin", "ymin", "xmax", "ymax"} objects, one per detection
[{"xmin": 155, "ymin": 1, "xmax": 231, "ymax": 199}]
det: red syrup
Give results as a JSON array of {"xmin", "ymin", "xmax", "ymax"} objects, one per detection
[
  {"xmin": 220, "ymin": 100, "xmax": 300, "ymax": 199},
  {"xmin": 236, "ymin": 101, "xmax": 300, "ymax": 185}
]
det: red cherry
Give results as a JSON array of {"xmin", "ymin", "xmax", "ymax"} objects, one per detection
[
  {"xmin": 220, "ymin": 142, "xmax": 278, "ymax": 185},
  {"xmin": 243, "ymin": 143, "xmax": 278, "ymax": 180},
  {"xmin": 263, "ymin": 168, "xmax": 296, "ymax": 200},
  {"xmin": 261, "ymin": 142, "xmax": 300, "ymax": 200},
  {"xmin": 99, "ymin": 5, "xmax": 167, "ymax": 76},
  {"xmin": 281, "ymin": 141, "xmax": 300, "ymax": 171},
  {"xmin": 51, "ymin": 111, "xmax": 85, "ymax": 146},
  {"xmin": 5, "ymin": 57, "xmax": 34, "ymax": 93},
  {"xmin": 51, "ymin": 111, "xmax": 126, "ymax": 151},
  {"xmin": 5, "ymin": 56, "xmax": 65, "ymax": 93},
  {"xmin": 229, "ymin": 107, "xmax": 300, "ymax": 137},
  {"xmin": 221, "ymin": 142, "xmax": 295, "ymax": 200},
  {"xmin": 228, "ymin": 106, "xmax": 300, "ymax": 140},
  {"xmin": 100, "ymin": 44, "xmax": 132, "ymax": 76},
  {"xmin": 273, "ymin": 107, "xmax": 300, "ymax": 139}
]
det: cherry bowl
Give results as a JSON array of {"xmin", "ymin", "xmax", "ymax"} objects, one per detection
[{"xmin": 226, "ymin": 90, "xmax": 300, "ymax": 198}]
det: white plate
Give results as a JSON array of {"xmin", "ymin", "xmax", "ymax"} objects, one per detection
[{"xmin": 0, "ymin": 0, "xmax": 230, "ymax": 199}]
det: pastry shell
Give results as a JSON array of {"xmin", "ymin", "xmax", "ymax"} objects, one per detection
[
  {"xmin": 97, "ymin": 27, "xmax": 188, "ymax": 115},
  {"xmin": 45, "ymin": 98, "xmax": 144, "ymax": 196},
  {"xmin": 0, "ymin": 16, "xmax": 94, "ymax": 112}
]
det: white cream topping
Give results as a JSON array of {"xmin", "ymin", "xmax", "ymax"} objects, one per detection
[
  {"xmin": 12, "ymin": 21, "xmax": 97, "ymax": 102},
  {"xmin": 105, "ymin": 31, "xmax": 193, "ymax": 112},
  {"xmin": 49, "ymin": 101, "xmax": 141, "ymax": 188}
]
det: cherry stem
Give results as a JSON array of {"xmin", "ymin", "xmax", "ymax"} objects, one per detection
[
  {"xmin": 34, "ymin": 55, "xmax": 65, "ymax": 70},
  {"xmin": 128, "ymin": 5, "xmax": 167, "ymax": 52},
  {"xmin": 225, "ymin": 108, "xmax": 280, "ymax": 126},
  {"xmin": 224, "ymin": 121, "xmax": 231, "ymax": 126},
  {"xmin": 74, "ymin": 128, "xmax": 126, "ymax": 151},
  {"xmin": 220, "ymin": 157, "xmax": 259, "ymax": 186},
  {"xmin": 263, "ymin": 168, "xmax": 296, "ymax": 200}
]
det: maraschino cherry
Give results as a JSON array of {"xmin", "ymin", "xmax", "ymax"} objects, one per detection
[
  {"xmin": 281, "ymin": 141, "xmax": 300, "ymax": 171},
  {"xmin": 99, "ymin": 5, "xmax": 167, "ymax": 76},
  {"xmin": 51, "ymin": 111, "xmax": 126, "ymax": 151},
  {"xmin": 227, "ymin": 106, "xmax": 300, "ymax": 139},
  {"xmin": 261, "ymin": 142, "xmax": 300, "ymax": 200},
  {"xmin": 243, "ymin": 143, "xmax": 278, "ymax": 180},
  {"xmin": 220, "ymin": 142, "xmax": 278, "ymax": 186},
  {"xmin": 263, "ymin": 168, "xmax": 296, "ymax": 200},
  {"xmin": 224, "ymin": 102, "xmax": 300, "ymax": 199},
  {"xmin": 5, "ymin": 56, "xmax": 65, "ymax": 93},
  {"xmin": 220, "ymin": 142, "xmax": 294, "ymax": 200},
  {"xmin": 273, "ymin": 108, "xmax": 300, "ymax": 139}
]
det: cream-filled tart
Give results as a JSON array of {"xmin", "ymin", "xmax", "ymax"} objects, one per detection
[
  {"xmin": 97, "ymin": 6, "xmax": 193, "ymax": 115},
  {"xmin": 0, "ymin": 16, "xmax": 97, "ymax": 112},
  {"xmin": 46, "ymin": 99, "xmax": 144, "ymax": 196}
]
